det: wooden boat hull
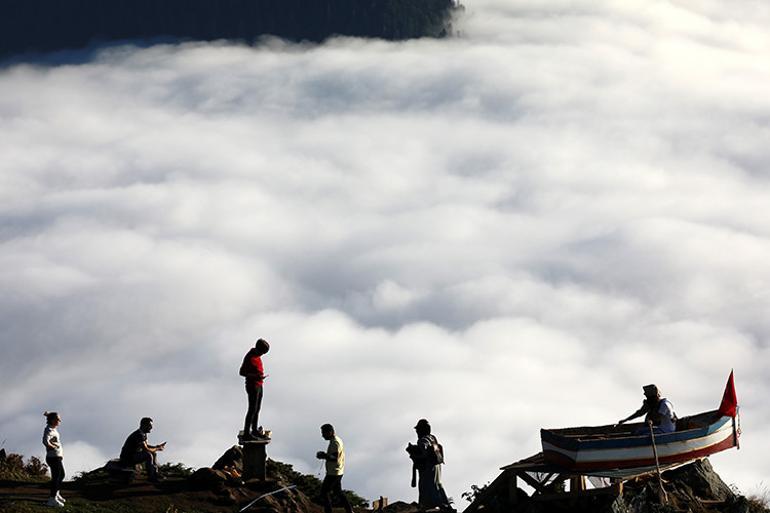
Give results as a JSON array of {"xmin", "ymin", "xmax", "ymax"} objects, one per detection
[{"xmin": 541, "ymin": 410, "xmax": 740, "ymax": 477}]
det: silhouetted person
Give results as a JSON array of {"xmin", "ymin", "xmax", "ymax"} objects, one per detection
[
  {"xmin": 120, "ymin": 417, "xmax": 165, "ymax": 482},
  {"xmin": 618, "ymin": 384, "xmax": 677, "ymax": 434},
  {"xmin": 316, "ymin": 424, "xmax": 354, "ymax": 513},
  {"xmin": 406, "ymin": 419, "xmax": 452, "ymax": 511},
  {"xmin": 42, "ymin": 411, "xmax": 65, "ymax": 507},
  {"xmin": 240, "ymin": 338, "xmax": 270, "ymax": 439}
]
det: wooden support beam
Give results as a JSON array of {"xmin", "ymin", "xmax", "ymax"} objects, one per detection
[
  {"xmin": 507, "ymin": 472, "xmax": 519, "ymax": 505},
  {"xmin": 517, "ymin": 471, "xmax": 548, "ymax": 495},
  {"xmin": 533, "ymin": 481, "xmax": 623, "ymax": 502},
  {"xmin": 570, "ymin": 475, "xmax": 586, "ymax": 492}
]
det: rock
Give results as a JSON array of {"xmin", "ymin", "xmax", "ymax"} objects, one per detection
[
  {"xmin": 189, "ymin": 467, "xmax": 228, "ymax": 490},
  {"xmin": 213, "ymin": 489, "xmax": 238, "ymax": 505},
  {"xmin": 213, "ymin": 445, "xmax": 243, "ymax": 473},
  {"xmin": 662, "ymin": 459, "xmax": 734, "ymax": 502},
  {"xmin": 381, "ymin": 501, "xmax": 420, "ymax": 513}
]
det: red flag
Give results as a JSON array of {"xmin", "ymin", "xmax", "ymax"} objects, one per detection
[{"xmin": 718, "ymin": 370, "xmax": 738, "ymax": 417}]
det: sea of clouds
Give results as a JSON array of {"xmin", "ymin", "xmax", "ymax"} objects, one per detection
[{"xmin": 2, "ymin": 0, "xmax": 770, "ymax": 503}]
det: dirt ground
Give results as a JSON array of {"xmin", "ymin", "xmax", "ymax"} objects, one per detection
[{"xmin": 0, "ymin": 476, "xmax": 325, "ymax": 513}]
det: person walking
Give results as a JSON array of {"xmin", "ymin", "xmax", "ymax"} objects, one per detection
[
  {"xmin": 42, "ymin": 411, "xmax": 65, "ymax": 508},
  {"xmin": 406, "ymin": 419, "xmax": 452, "ymax": 512},
  {"xmin": 315, "ymin": 424, "xmax": 354, "ymax": 513},
  {"xmin": 240, "ymin": 338, "xmax": 270, "ymax": 439}
]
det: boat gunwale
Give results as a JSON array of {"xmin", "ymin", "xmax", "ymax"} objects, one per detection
[{"xmin": 540, "ymin": 410, "xmax": 731, "ymax": 451}]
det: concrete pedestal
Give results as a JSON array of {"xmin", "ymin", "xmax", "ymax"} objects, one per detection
[{"xmin": 238, "ymin": 431, "xmax": 270, "ymax": 480}]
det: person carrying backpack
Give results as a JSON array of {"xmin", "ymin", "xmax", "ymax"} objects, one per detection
[
  {"xmin": 240, "ymin": 338, "xmax": 270, "ymax": 439},
  {"xmin": 406, "ymin": 419, "xmax": 453, "ymax": 512}
]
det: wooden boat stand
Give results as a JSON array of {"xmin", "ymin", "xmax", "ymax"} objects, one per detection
[{"xmin": 500, "ymin": 452, "xmax": 623, "ymax": 503}]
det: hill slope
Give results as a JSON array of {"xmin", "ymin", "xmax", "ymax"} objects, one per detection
[{"xmin": 0, "ymin": 450, "xmax": 365, "ymax": 513}]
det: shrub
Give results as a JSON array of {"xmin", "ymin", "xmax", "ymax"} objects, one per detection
[
  {"xmin": 158, "ymin": 462, "xmax": 194, "ymax": 478},
  {"xmin": 0, "ymin": 450, "xmax": 49, "ymax": 481},
  {"xmin": 266, "ymin": 458, "xmax": 368, "ymax": 508},
  {"xmin": 746, "ymin": 484, "xmax": 770, "ymax": 513},
  {"xmin": 462, "ymin": 482, "xmax": 489, "ymax": 503}
]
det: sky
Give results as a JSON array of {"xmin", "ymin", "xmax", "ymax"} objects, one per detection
[{"xmin": 2, "ymin": 0, "xmax": 770, "ymax": 505}]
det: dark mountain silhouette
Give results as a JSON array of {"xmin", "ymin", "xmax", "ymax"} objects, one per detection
[{"xmin": 1, "ymin": 0, "xmax": 459, "ymax": 59}]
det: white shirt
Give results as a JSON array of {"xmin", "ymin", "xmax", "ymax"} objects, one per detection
[
  {"xmin": 43, "ymin": 426, "xmax": 63, "ymax": 458},
  {"xmin": 658, "ymin": 399, "xmax": 676, "ymax": 433},
  {"xmin": 325, "ymin": 435, "xmax": 345, "ymax": 476}
]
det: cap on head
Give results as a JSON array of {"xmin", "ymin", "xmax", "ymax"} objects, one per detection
[
  {"xmin": 255, "ymin": 338, "xmax": 270, "ymax": 354},
  {"xmin": 643, "ymin": 384, "xmax": 659, "ymax": 396},
  {"xmin": 414, "ymin": 419, "xmax": 431, "ymax": 431}
]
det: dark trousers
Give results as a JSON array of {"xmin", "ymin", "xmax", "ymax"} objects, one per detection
[
  {"xmin": 244, "ymin": 385, "xmax": 264, "ymax": 434},
  {"xmin": 320, "ymin": 474, "xmax": 353, "ymax": 513},
  {"xmin": 46, "ymin": 456, "xmax": 64, "ymax": 497},
  {"xmin": 417, "ymin": 464, "xmax": 450, "ymax": 509},
  {"xmin": 121, "ymin": 451, "xmax": 158, "ymax": 480}
]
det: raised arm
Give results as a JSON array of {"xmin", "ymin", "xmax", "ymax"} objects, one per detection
[{"xmin": 618, "ymin": 402, "xmax": 648, "ymax": 424}]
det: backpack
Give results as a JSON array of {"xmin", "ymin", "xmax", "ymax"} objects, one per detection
[
  {"xmin": 239, "ymin": 352, "xmax": 254, "ymax": 377},
  {"xmin": 426, "ymin": 435, "xmax": 444, "ymax": 465}
]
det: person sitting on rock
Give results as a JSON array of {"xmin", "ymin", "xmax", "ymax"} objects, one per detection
[
  {"xmin": 119, "ymin": 417, "xmax": 165, "ymax": 482},
  {"xmin": 618, "ymin": 384, "xmax": 677, "ymax": 434}
]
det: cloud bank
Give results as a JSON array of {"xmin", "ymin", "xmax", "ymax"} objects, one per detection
[{"xmin": 2, "ymin": 0, "xmax": 770, "ymax": 502}]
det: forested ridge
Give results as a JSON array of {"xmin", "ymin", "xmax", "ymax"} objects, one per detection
[{"xmin": 1, "ymin": 0, "xmax": 458, "ymax": 58}]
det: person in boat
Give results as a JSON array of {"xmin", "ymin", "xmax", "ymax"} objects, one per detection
[
  {"xmin": 239, "ymin": 338, "xmax": 270, "ymax": 439},
  {"xmin": 618, "ymin": 384, "xmax": 677, "ymax": 433},
  {"xmin": 119, "ymin": 417, "xmax": 165, "ymax": 482},
  {"xmin": 315, "ymin": 423, "xmax": 354, "ymax": 513},
  {"xmin": 406, "ymin": 419, "xmax": 453, "ymax": 512}
]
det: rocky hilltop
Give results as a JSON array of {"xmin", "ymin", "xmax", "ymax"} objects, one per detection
[
  {"xmin": 0, "ymin": 446, "xmax": 365, "ymax": 513},
  {"xmin": 1, "ymin": 447, "xmax": 767, "ymax": 513}
]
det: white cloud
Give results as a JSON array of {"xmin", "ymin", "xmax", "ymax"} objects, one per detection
[{"xmin": 2, "ymin": 0, "xmax": 770, "ymax": 504}]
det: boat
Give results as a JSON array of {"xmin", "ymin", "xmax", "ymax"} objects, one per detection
[{"xmin": 539, "ymin": 371, "xmax": 740, "ymax": 478}]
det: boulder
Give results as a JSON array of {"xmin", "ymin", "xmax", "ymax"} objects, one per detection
[{"xmin": 189, "ymin": 467, "xmax": 229, "ymax": 490}]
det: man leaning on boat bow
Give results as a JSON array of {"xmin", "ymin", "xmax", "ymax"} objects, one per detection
[{"xmin": 618, "ymin": 384, "xmax": 677, "ymax": 434}]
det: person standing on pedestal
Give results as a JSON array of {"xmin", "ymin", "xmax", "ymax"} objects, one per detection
[
  {"xmin": 240, "ymin": 338, "xmax": 270, "ymax": 439},
  {"xmin": 316, "ymin": 424, "xmax": 354, "ymax": 513}
]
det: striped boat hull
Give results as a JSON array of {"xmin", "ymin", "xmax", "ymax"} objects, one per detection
[{"xmin": 541, "ymin": 410, "xmax": 740, "ymax": 477}]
